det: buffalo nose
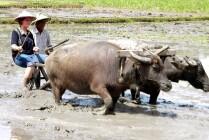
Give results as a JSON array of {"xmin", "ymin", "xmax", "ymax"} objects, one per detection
[
  {"xmin": 203, "ymin": 89, "xmax": 209, "ymax": 92},
  {"xmin": 202, "ymin": 83, "xmax": 209, "ymax": 92},
  {"xmin": 161, "ymin": 82, "xmax": 172, "ymax": 92},
  {"xmin": 203, "ymin": 85, "xmax": 209, "ymax": 92},
  {"xmin": 167, "ymin": 83, "xmax": 172, "ymax": 90}
]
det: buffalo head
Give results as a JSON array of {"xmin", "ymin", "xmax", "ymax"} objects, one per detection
[
  {"xmin": 118, "ymin": 50, "xmax": 172, "ymax": 92},
  {"xmin": 184, "ymin": 59, "xmax": 209, "ymax": 92},
  {"xmin": 164, "ymin": 56, "xmax": 209, "ymax": 92}
]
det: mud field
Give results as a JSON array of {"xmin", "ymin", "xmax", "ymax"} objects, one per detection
[{"xmin": 0, "ymin": 21, "xmax": 209, "ymax": 140}]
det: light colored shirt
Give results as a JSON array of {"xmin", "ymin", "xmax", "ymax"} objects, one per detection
[{"xmin": 31, "ymin": 27, "xmax": 51, "ymax": 54}]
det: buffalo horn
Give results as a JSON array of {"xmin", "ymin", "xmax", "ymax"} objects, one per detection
[
  {"xmin": 143, "ymin": 48, "xmax": 155, "ymax": 56},
  {"xmin": 184, "ymin": 56, "xmax": 197, "ymax": 66},
  {"xmin": 154, "ymin": 46, "xmax": 169, "ymax": 55},
  {"xmin": 129, "ymin": 51, "xmax": 152, "ymax": 64}
]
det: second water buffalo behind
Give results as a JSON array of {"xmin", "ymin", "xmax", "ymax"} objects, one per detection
[{"xmin": 124, "ymin": 55, "xmax": 209, "ymax": 104}]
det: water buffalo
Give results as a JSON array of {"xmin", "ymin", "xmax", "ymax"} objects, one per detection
[
  {"xmin": 45, "ymin": 41, "xmax": 172, "ymax": 115},
  {"xmin": 124, "ymin": 55, "xmax": 209, "ymax": 104},
  {"xmin": 165, "ymin": 56, "xmax": 209, "ymax": 91}
]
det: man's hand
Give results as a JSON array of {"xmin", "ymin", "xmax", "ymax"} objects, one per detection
[
  {"xmin": 16, "ymin": 46, "xmax": 23, "ymax": 52},
  {"xmin": 33, "ymin": 47, "xmax": 39, "ymax": 52},
  {"xmin": 11, "ymin": 44, "xmax": 22, "ymax": 52}
]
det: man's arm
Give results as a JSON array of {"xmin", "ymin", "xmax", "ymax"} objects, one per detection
[{"xmin": 11, "ymin": 30, "xmax": 22, "ymax": 51}]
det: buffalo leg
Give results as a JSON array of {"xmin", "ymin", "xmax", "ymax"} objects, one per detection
[
  {"xmin": 90, "ymin": 85, "xmax": 114, "ymax": 115},
  {"xmin": 130, "ymin": 88, "xmax": 141, "ymax": 104},
  {"xmin": 149, "ymin": 91, "xmax": 160, "ymax": 105},
  {"xmin": 51, "ymin": 83, "xmax": 65, "ymax": 104},
  {"xmin": 111, "ymin": 95, "xmax": 120, "ymax": 112},
  {"xmin": 121, "ymin": 91, "xmax": 125, "ymax": 97},
  {"xmin": 141, "ymin": 84, "xmax": 160, "ymax": 105},
  {"xmin": 131, "ymin": 89, "xmax": 136, "ymax": 100}
]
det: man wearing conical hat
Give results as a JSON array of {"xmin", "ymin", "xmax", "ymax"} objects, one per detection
[
  {"xmin": 32, "ymin": 13, "xmax": 51, "ymax": 57},
  {"xmin": 10, "ymin": 10, "xmax": 41, "ymax": 91}
]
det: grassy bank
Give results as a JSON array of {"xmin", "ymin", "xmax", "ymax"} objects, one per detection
[
  {"xmin": 1, "ymin": 16, "xmax": 209, "ymax": 24},
  {"xmin": 0, "ymin": 0, "xmax": 209, "ymax": 13}
]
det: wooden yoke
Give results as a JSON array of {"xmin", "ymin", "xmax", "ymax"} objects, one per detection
[{"xmin": 143, "ymin": 46, "xmax": 176, "ymax": 57}]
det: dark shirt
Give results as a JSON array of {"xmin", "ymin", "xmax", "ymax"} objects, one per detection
[{"xmin": 11, "ymin": 28, "xmax": 35, "ymax": 60}]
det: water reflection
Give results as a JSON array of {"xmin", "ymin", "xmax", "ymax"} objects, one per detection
[{"xmin": 0, "ymin": 124, "xmax": 11, "ymax": 140}]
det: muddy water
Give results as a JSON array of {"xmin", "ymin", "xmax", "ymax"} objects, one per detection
[
  {"xmin": 0, "ymin": 121, "xmax": 11, "ymax": 140},
  {"xmin": 0, "ymin": 22, "xmax": 209, "ymax": 140}
]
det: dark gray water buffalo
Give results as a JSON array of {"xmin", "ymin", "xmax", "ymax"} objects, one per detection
[
  {"xmin": 165, "ymin": 56, "xmax": 209, "ymax": 91},
  {"xmin": 124, "ymin": 55, "xmax": 209, "ymax": 104},
  {"xmin": 45, "ymin": 41, "xmax": 172, "ymax": 115}
]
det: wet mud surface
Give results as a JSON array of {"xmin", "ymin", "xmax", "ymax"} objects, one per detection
[{"xmin": 0, "ymin": 21, "xmax": 209, "ymax": 139}]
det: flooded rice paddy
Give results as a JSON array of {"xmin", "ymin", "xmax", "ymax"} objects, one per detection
[{"xmin": 0, "ymin": 21, "xmax": 209, "ymax": 140}]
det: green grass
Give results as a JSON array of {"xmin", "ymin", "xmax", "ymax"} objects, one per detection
[{"xmin": 0, "ymin": 0, "xmax": 209, "ymax": 13}]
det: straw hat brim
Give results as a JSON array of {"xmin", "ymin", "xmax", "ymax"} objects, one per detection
[
  {"xmin": 15, "ymin": 16, "xmax": 36, "ymax": 22},
  {"xmin": 15, "ymin": 10, "xmax": 36, "ymax": 22},
  {"xmin": 32, "ymin": 17, "xmax": 51, "ymax": 24}
]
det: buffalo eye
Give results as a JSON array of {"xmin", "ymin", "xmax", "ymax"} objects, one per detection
[
  {"xmin": 132, "ymin": 64, "xmax": 135, "ymax": 68},
  {"xmin": 152, "ymin": 64, "xmax": 161, "ymax": 72}
]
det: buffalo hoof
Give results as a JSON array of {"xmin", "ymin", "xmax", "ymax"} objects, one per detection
[
  {"xmin": 149, "ymin": 101, "xmax": 157, "ymax": 105},
  {"xmin": 131, "ymin": 99, "xmax": 141, "ymax": 105},
  {"xmin": 92, "ymin": 106, "xmax": 105, "ymax": 115},
  {"xmin": 118, "ymin": 97, "xmax": 130, "ymax": 103},
  {"xmin": 55, "ymin": 100, "xmax": 69, "ymax": 106},
  {"xmin": 92, "ymin": 106, "xmax": 115, "ymax": 115},
  {"xmin": 104, "ymin": 109, "xmax": 115, "ymax": 115},
  {"xmin": 60, "ymin": 101, "xmax": 67, "ymax": 106}
]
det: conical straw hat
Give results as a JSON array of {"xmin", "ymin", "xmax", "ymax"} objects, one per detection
[{"xmin": 15, "ymin": 10, "xmax": 36, "ymax": 22}]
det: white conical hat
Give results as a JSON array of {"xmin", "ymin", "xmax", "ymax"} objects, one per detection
[
  {"xmin": 15, "ymin": 10, "xmax": 36, "ymax": 22},
  {"xmin": 32, "ymin": 13, "xmax": 51, "ymax": 24}
]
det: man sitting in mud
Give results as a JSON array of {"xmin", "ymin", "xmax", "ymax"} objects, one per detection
[{"xmin": 31, "ymin": 13, "xmax": 51, "ymax": 59}]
